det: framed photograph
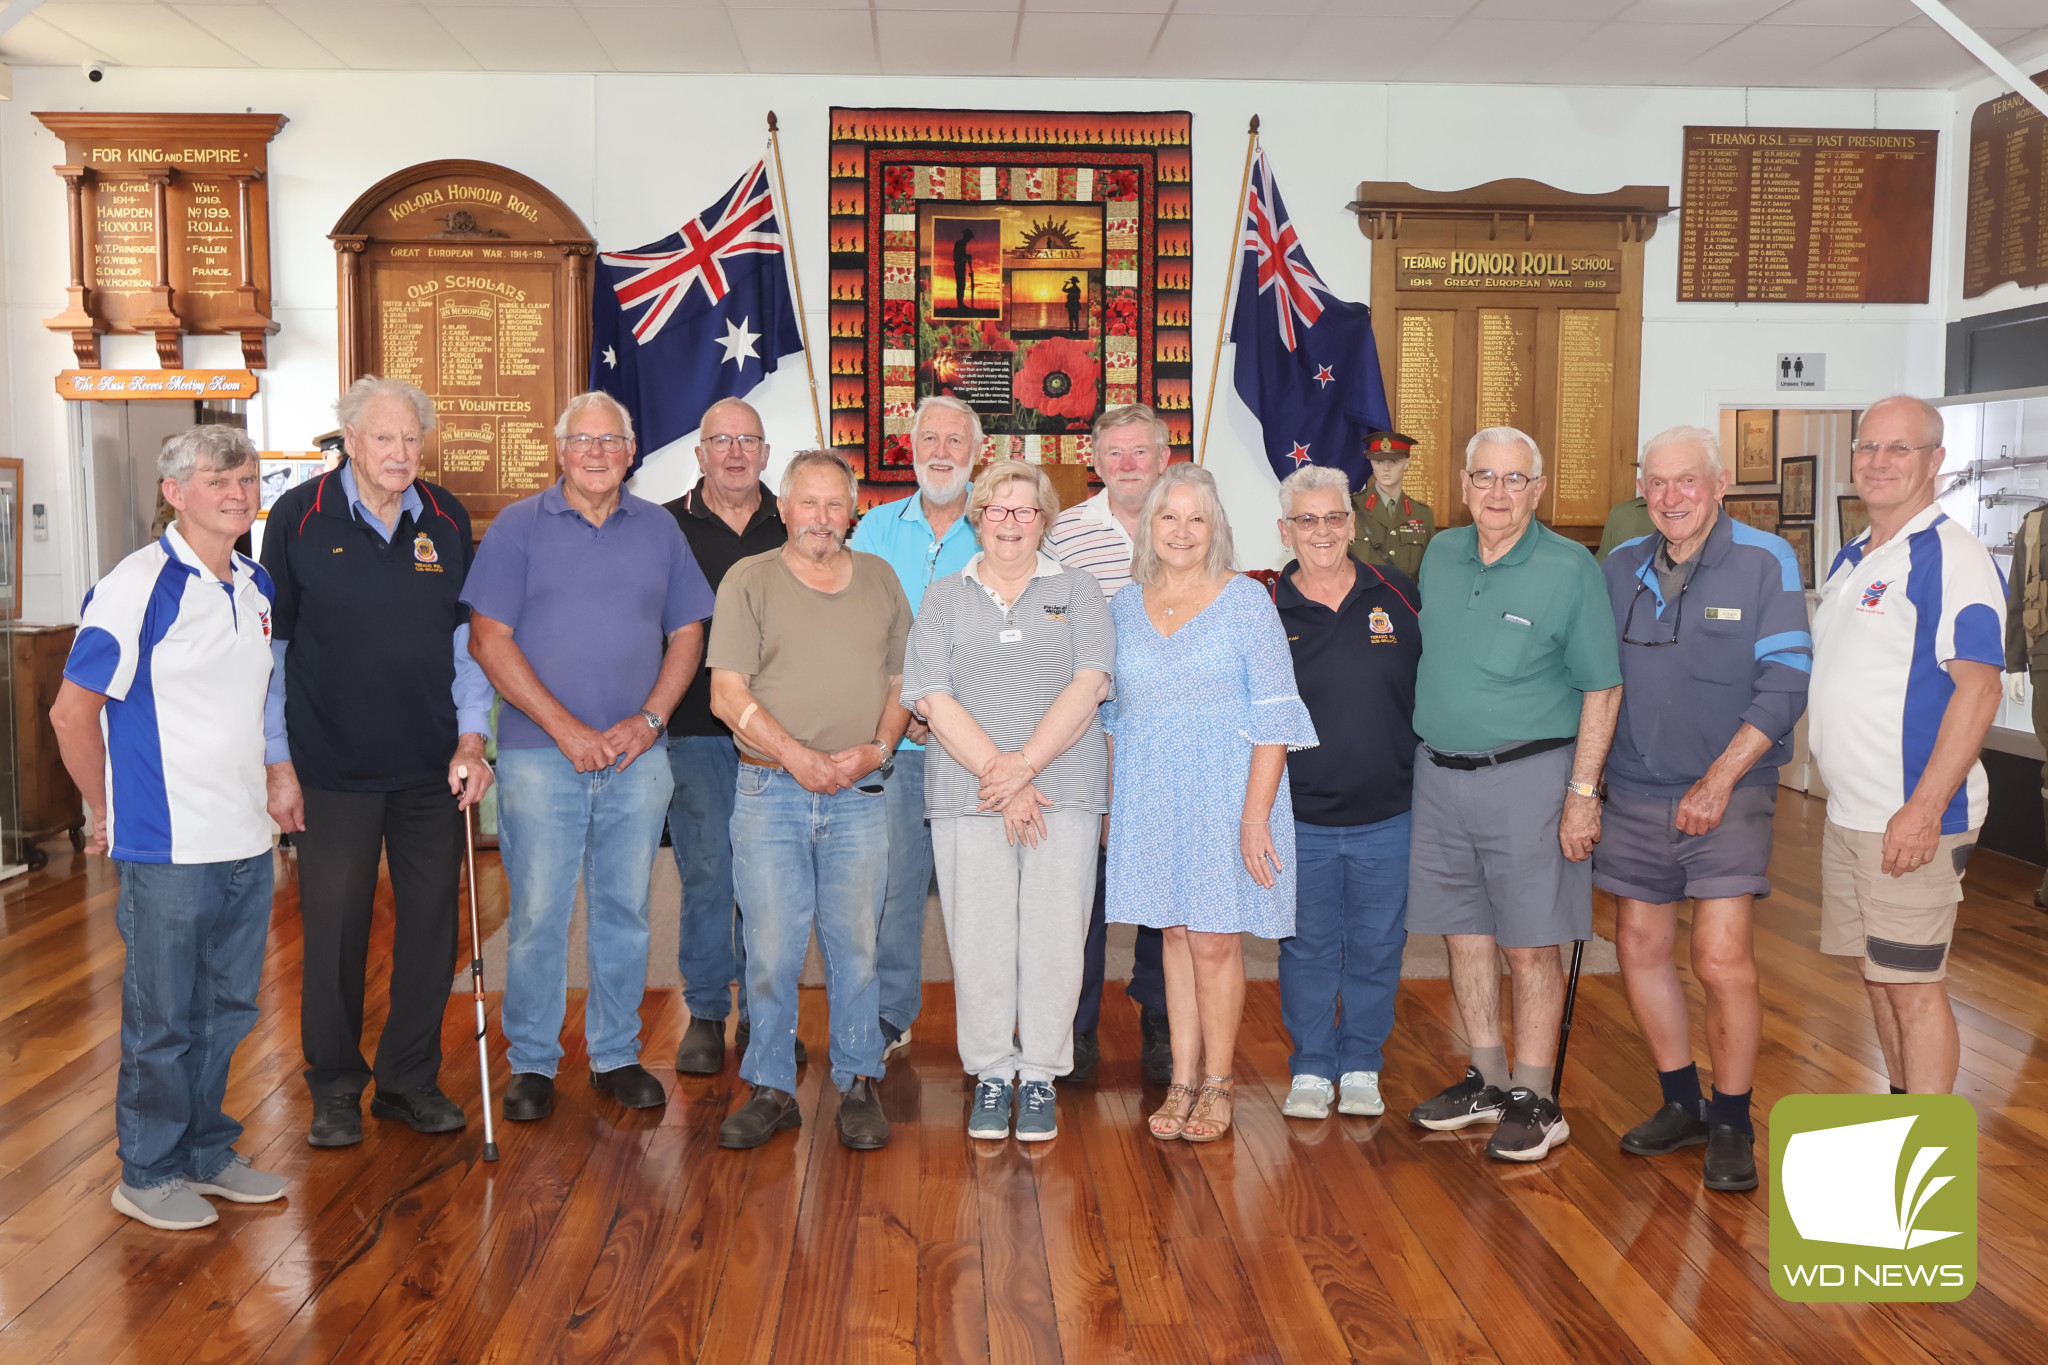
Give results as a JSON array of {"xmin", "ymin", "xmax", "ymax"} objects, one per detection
[
  {"xmin": 1735, "ymin": 409, "xmax": 1777, "ymax": 486},
  {"xmin": 1723, "ymin": 495, "xmax": 1780, "ymax": 535},
  {"xmin": 258, "ymin": 455, "xmax": 326, "ymax": 517},
  {"xmin": 1780, "ymin": 455, "xmax": 1816, "ymax": 520},
  {"xmin": 1839, "ymin": 494, "xmax": 1871, "ymax": 547},
  {"xmin": 1778, "ymin": 522, "xmax": 1815, "ymax": 589}
]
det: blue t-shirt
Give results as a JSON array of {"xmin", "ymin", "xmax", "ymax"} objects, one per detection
[{"xmin": 461, "ymin": 483, "xmax": 715, "ymax": 750}]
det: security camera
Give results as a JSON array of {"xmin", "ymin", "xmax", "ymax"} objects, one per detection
[{"xmin": 83, "ymin": 61, "xmax": 106, "ymax": 83}]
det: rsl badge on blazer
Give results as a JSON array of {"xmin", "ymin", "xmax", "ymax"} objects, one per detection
[{"xmin": 414, "ymin": 533, "xmax": 442, "ymax": 572}]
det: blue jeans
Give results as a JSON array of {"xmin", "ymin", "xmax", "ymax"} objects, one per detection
[
  {"xmin": 1279, "ymin": 813, "xmax": 1410, "ymax": 1077},
  {"xmin": 498, "ymin": 744, "xmax": 674, "ymax": 1077},
  {"xmin": 668, "ymin": 735, "xmax": 745, "ymax": 1023},
  {"xmin": 731, "ymin": 764, "xmax": 888, "ymax": 1094},
  {"xmin": 114, "ymin": 855, "xmax": 274, "ymax": 1189},
  {"xmin": 876, "ymin": 746, "xmax": 933, "ymax": 1034}
]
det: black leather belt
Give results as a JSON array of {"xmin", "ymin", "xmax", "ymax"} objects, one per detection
[{"xmin": 1424, "ymin": 736, "xmax": 1573, "ymax": 770}]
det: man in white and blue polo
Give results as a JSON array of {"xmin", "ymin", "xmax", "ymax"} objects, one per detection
[{"xmin": 50, "ymin": 425, "xmax": 287, "ymax": 1233}]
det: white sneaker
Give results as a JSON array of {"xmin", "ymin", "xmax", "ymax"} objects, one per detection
[
  {"xmin": 1338, "ymin": 1070, "xmax": 1384, "ymax": 1116},
  {"xmin": 1282, "ymin": 1074, "xmax": 1334, "ymax": 1119},
  {"xmin": 881, "ymin": 1026, "xmax": 912, "ymax": 1062}
]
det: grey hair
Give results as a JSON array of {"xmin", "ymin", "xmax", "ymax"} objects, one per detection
[
  {"xmin": 554, "ymin": 390, "xmax": 636, "ymax": 443},
  {"xmin": 1465, "ymin": 425, "xmax": 1544, "ymax": 479},
  {"xmin": 778, "ymin": 448, "xmax": 859, "ymax": 502},
  {"xmin": 336, "ymin": 375, "xmax": 435, "ymax": 435},
  {"xmin": 1277, "ymin": 465, "xmax": 1352, "ymax": 516},
  {"xmin": 910, "ymin": 394, "xmax": 983, "ymax": 453},
  {"xmin": 1131, "ymin": 463, "xmax": 1235, "ymax": 585},
  {"xmin": 967, "ymin": 458, "xmax": 1061, "ymax": 529},
  {"xmin": 158, "ymin": 424, "xmax": 257, "ymax": 483},
  {"xmin": 1092, "ymin": 403, "xmax": 1170, "ymax": 450},
  {"xmin": 1640, "ymin": 424, "xmax": 1723, "ymax": 476},
  {"xmin": 699, "ymin": 395, "xmax": 763, "ymax": 436},
  {"xmin": 1859, "ymin": 394, "xmax": 1944, "ymax": 447}
]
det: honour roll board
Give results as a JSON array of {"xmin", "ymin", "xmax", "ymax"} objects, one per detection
[
  {"xmin": 1677, "ymin": 126, "xmax": 1937, "ymax": 303},
  {"xmin": 1964, "ymin": 73, "xmax": 2048, "ymax": 299}
]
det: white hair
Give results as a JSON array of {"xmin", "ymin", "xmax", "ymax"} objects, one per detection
[
  {"xmin": 159, "ymin": 424, "xmax": 257, "ymax": 483},
  {"xmin": 1465, "ymin": 426, "xmax": 1544, "ymax": 479},
  {"xmin": 910, "ymin": 394, "xmax": 983, "ymax": 452},
  {"xmin": 778, "ymin": 448, "xmax": 858, "ymax": 502},
  {"xmin": 337, "ymin": 375, "xmax": 435, "ymax": 435},
  {"xmin": 554, "ymin": 390, "xmax": 636, "ymax": 442},
  {"xmin": 1132, "ymin": 463, "xmax": 1235, "ymax": 584},
  {"xmin": 1640, "ymin": 424, "xmax": 1723, "ymax": 476},
  {"xmin": 1277, "ymin": 465, "xmax": 1351, "ymax": 516}
]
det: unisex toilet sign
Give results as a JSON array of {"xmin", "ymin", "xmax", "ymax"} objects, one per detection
[{"xmin": 1769, "ymin": 1094, "xmax": 1977, "ymax": 1301}]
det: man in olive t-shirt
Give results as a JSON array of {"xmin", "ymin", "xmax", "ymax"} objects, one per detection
[{"xmin": 705, "ymin": 450, "xmax": 914, "ymax": 1153}]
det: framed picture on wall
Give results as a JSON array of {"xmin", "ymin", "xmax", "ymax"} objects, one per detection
[
  {"xmin": 1780, "ymin": 456, "xmax": 1816, "ymax": 520},
  {"xmin": 1839, "ymin": 494, "xmax": 1871, "ymax": 547},
  {"xmin": 1735, "ymin": 410, "xmax": 1777, "ymax": 486},
  {"xmin": 1724, "ymin": 495, "xmax": 1780, "ymax": 535},
  {"xmin": 258, "ymin": 455, "xmax": 325, "ymax": 517},
  {"xmin": 1778, "ymin": 522, "xmax": 1815, "ymax": 589}
]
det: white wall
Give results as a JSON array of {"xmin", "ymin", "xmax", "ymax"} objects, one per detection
[{"xmin": 0, "ymin": 66, "xmax": 1961, "ymax": 615}]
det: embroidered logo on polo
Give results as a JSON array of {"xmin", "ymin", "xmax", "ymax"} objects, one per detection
[
  {"xmin": 1861, "ymin": 580, "xmax": 1892, "ymax": 611},
  {"xmin": 414, "ymin": 534, "xmax": 438, "ymax": 564},
  {"xmin": 1042, "ymin": 603, "xmax": 1067, "ymax": 619},
  {"xmin": 1368, "ymin": 606, "xmax": 1396, "ymax": 642}
]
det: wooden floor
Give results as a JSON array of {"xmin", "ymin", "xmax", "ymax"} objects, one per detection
[{"xmin": 2, "ymin": 790, "xmax": 2046, "ymax": 1364}]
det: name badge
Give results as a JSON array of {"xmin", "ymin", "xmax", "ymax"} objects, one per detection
[
  {"xmin": 1705, "ymin": 607, "xmax": 1743, "ymax": 621},
  {"xmin": 998, "ymin": 628, "xmax": 1023, "ymax": 643}
]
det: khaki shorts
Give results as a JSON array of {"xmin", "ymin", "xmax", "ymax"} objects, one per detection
[{"xmin": 1819, "ymin": 821, "xmax": 1975, "ymax": 983}]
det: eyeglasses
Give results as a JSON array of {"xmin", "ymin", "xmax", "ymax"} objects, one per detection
[
  {"xmin": 702, "ymin": 434, "xmax": 765, "ymax": 455},
  {"xmin": 1620, "ymin": 569, "xmax": 1688, "ymax": 648},
  {"xmin": 1466, "ymin": 470, "xmax": 1534, "ymax": 491},
  {"xmin": 563, "ymin": 433, "xmax": 629, "ymax": 454},
  {"xmin": 1285, "ymin": 512, "xmax": 1353, "ymax": 532},
  {"xmin": 981, "ymin": 505, "xmax": 1041, "ymax": 524},
  {"xmin": 1851, "ymin": 441, "xmax": 1938, "ymax": 461}
]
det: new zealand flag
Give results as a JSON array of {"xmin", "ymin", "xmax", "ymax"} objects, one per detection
[
  {"xmin": 1230, "ymin": 149, "xmax": 1390, "ymax": 489},
  {"xmin": 590, "ymin": 161, "xmax": 802, "ymax": 475}
]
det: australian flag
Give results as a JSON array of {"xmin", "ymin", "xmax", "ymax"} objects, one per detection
[
  {"xmin": 590, "ymin": 161, "xmax": 802, "ymax": 475},
  {"xmin": 1230, "ymin": 148, "xmax": 1390, "ymax": 489}
]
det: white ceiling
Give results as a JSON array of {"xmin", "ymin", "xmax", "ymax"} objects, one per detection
[{"xmin": 2, "ymin": 0, "xmax": 2046, "ymax": 87}]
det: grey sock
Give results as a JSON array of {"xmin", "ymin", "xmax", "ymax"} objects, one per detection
[
  {"xmin": 1511, "ymin": 1061, "xmax": 1555, "ymax": 1100},
  {"xmin": 1471, "ymin": 1045, "xmax": 1510, "ymax": 1091}
]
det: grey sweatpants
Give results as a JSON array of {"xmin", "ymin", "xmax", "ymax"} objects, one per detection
[{"xmin": 931, "ymin": 809, "xmax": 1098, "ymax": 1084}]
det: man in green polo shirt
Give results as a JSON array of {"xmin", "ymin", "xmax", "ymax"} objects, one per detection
[{"xmin": 1405, "ymin": 425, "xmax": 1622, "ymax": 1165}]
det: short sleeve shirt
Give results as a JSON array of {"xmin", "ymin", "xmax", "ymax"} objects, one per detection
[
  {"xmin": 849, "ymin": 491, "xmax": 980, "ymax": 751},
  {"xmin": 459, "ymin": 484, "xmax": 715, "ymax": 749},
  {"xmin": 1412, "ymin": 521, "xmax": 1622, "ymax": 754},
  {"xmin": 1045, "ymin": 490, "xmax": 1137, "ymax": 599},
  {"xmin": 1810, "ymin": 504, "xmax": 2006, "ymax": 834},
  {"xmin": 63, "ymin": 527, "xmax": 276, "ymax": 863},
  {"xmin": 900, "ymin": 553, "xmax": 1114, "ymax": 818},
  {"xmin": 706, "ymin": 549, "xmax": 912, "ymax": 761}
]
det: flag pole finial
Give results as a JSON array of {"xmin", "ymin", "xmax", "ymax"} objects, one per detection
[
  {"xmin": 767, "ymin": 111, "xmax": 779, "ymax": 133},
  {"xmin": 1248, "ymin": 115, "xmax": 1259, "ymax": 135}
]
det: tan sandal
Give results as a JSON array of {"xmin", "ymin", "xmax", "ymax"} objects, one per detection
[
  {"xmin": 1182, "ymin": 1075, "xmax": 1236, "ymax": 1143},
  {"xmin": 1149, "ymin": 1083, "xmax": 1198, "ymax": 1139}
]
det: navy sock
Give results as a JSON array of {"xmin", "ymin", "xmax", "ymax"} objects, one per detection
[
  {"xmin": 1658, "ymin": 1063, "xmax": 1703, "ymax": 1111},
  {"xmin": 1889, "ymin": 1084, "xmax": 1907, "ymax": 1095},
  {"xmin": 1708, "ymin": 1088, "xmax": 1753, "ymax": 1134}
]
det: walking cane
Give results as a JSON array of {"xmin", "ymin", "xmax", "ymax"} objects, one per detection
[
  {"xmin": 458, "ymin": 765, "xmax": 500, "ymax": 1162},
  {"xmin": 1551, "ymin": 939, "xmax": 1587, "ymax": 1104}
]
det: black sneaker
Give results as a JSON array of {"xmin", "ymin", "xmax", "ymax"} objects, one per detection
[
  {"xmin": 674, "ymin": 1016, "xmax": 727, "ymax": 1075},
  {"xmin": 837, "ymin": 1077, "xmax": 889, "ymax": 1150},
  {"xmin": 370, "ymin": 1083, "xmax": 467, "ymax": 1134},
  {"xmin": 1408, "ymin": 1067, "xmax": 1508, "ymax": 1131},
  {"xmin": 1485, "ymin": 1088, "xmax": 1570, "ymax": 1162},
  {"xmin": 1619, "ymin": 1100, "xmax": 1709, "ymax": 1156},
  {"xmin": 307, "ymin": 1092, "xmax": 363, "ymax": 1148},
  {"xmin": 1138, "ymin": 1005, "xmax": 1172, "ymax": 1087},
  {"xmin": 717, "ymin": 1085, "xmax": 802, "ymax": 1149},
  {"xmin": 1068, "ymin": 1028, "xmax": 1100, "ymax": 1085},
  {"xmin": 1703, "ymin": 1124, "xmax": 1759, "ymax": 1192}
]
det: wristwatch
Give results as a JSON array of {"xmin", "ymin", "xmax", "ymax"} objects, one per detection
[
  {"xmin": 1565, "ymin": 779, "xmax": 1599, "ymax": 799},
  {"xmin": 638, "ymin": 709, "xmax": 665, "ymax": 732},
  {"xmin": 872, "ymin": 742, "xmax": 895, "ymax": 779}
]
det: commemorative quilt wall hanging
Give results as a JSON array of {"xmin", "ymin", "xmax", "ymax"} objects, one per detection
[{"xmin": 826, "ymin": 108, "xmax": 1194, "ymax": 491}]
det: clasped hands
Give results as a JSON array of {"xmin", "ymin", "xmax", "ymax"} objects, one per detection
[{"xmin": 976, "ymin": 750, "xmax": 1049, "ymax": 847}]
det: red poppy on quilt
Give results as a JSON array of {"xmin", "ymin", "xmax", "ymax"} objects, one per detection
[
  {"xmin": 1014, "ymin": 337, "xmax": 1100, "ymax": 421},
  {"xmin": 977, "ymin": 321, "xmax": 1017, "ymax": 353},
  {"xmin": 1100, "ymin": 170, "xmax": 1140, "ymax": 200},
  {"xmin": 1105, "ymin": 293, "xmax": 1139, "ymax": 337},
  {"xmin": 883, "ymin": 166, "xmax": 916, "ymax": 199}
]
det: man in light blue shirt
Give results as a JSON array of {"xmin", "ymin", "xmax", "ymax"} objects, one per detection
[{"xmin": 849, "ymin": 396, "xmax": 981, "ymax": 1061}]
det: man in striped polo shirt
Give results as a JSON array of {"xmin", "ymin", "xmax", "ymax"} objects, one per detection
[{"xmin": 1044, "ymin": 403, "xmax": 1174, "ymax": 1084}]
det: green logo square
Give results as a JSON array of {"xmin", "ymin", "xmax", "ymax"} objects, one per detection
[{"xmin": 1769, "ymin": 1094, "xmax": 1977, "ymax": 1302}]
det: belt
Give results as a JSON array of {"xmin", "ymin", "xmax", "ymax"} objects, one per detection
[
  {"xmin": 738, "ymin": 751, "xmax": 781, "ymax": 770},
  {"xmin": 1424, "ymin": 735, "xmax": 1573, "ymax": 770}
]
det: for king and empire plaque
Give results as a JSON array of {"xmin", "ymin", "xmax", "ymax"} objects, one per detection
[{"xmin": 330, "ymin": 161, "xmax": 593, "ymax": 531}]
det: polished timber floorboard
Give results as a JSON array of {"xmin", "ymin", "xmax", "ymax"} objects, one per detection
[{"xmin": 2, "ymin": 791, "xmax": 2046, "ymax": 1363}]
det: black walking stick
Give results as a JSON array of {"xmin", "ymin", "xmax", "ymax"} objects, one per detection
[
  {"xmin": 459, "ymin": 766, "xmax": 500, "ymax": 1162},
  {"xmin": 1552, "ymin": 939, "xmax": 1587, "ymax": 1104}
]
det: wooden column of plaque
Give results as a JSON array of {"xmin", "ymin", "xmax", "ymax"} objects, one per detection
[
  {"xmin": 330, "ymin": 161, "xmax": 593, "ymax": 532},
  {"xmin": 1964, "ymin": 73, "xmax": 2048, "ymax": 298},
  {"xmin": 1350, "ymin": 179, "xmax": 1668, "ymax": 537}
]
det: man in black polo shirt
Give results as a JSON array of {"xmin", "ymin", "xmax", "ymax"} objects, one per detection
[
  {"xmin": 664, "ymin": 398, "xmax": 791, "ymax": 1075},
  {"xmin": 262, "ymin": 376, "xmax": 495, "ymax": 1148}
]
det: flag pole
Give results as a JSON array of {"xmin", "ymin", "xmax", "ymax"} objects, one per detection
[
  {"xmin": 1196, "ymin": 115, "xmax": 1258, "ymax": 468},
  {"xmin": 767, "ymin": 111, "xmax": 829, "ymax": 453}
]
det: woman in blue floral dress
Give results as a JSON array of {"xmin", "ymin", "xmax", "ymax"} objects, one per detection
[{"xmin": 1103, "ymin": 465, "xmax": 1317, "ymax": 1142}]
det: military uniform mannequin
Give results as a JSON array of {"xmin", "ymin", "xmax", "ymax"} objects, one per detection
[
  {"xmin": 2002, "ymin": 505, "xmax": 2048, "ymax": 908},
  {"xmin": 1350, "ymin": 431, "xmax": 1434, "ymax": 580}
]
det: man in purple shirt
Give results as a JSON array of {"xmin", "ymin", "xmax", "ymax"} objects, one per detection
[{"xmin": 464, "ymin": 391, "xmax": 715, "ymax": 1123}]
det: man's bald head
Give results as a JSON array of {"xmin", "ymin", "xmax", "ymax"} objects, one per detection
[{"xmin": 1858, "ymin": 395, "xmax": 1943, "ymax": 449}]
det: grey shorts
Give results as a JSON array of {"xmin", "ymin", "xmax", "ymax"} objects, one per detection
[
  {"xmin": 1591, "ymin": 784, "xmax": 1777, "ymax": 906},
  {"xmin": 1406, "ymin": 741, "xmax": 1593, "ymax": 948}
]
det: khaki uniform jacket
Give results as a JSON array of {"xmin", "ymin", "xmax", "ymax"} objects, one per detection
[
  {"xmin": 2005, "ymin": 506, "xmax": 2048, "ymax": 674},
  {"xmin": 1350, "ymin": 487, "xmax": 1434, "ymax": 580}
]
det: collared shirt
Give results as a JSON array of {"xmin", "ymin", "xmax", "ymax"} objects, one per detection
[
  {"xmin": 1811, "ymin": 503, "xmax": 2006, "ymax": 834},
  {"xmin": 461, "ymin": 482, "xmax": 715, "ymax": 750},
  {"xmin": 1276, "ymin": 555, "xmax": 1421, "ymax": 827},
  {"xmin": 850, "ymin": 489, "xmax": 979, "ymax": 750},
  {"xmin": 64, "ymin": 526, "xmax": 276, "ymax": 863},
  {"xmin": 1602, "ymin": 512, "xmax": 1812, "ymax": 798},
  {"xmin": 665, "ymin": 479, "xmax": 786, "ymax": 737},
  {"xmin": 901, "ymin": 551, "xmax": 1114, "ymax": 819},
  {"xmin": 1413, "ymin": 520, "xmax": 1621, "ymax": 754},
  {"xmin": 260, "ymin": 464, "xmax": 494, "ymax": 785},
  {"xmin": 1045, "ymin": 489, "xmax": 1137, "ymax": 599}
]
